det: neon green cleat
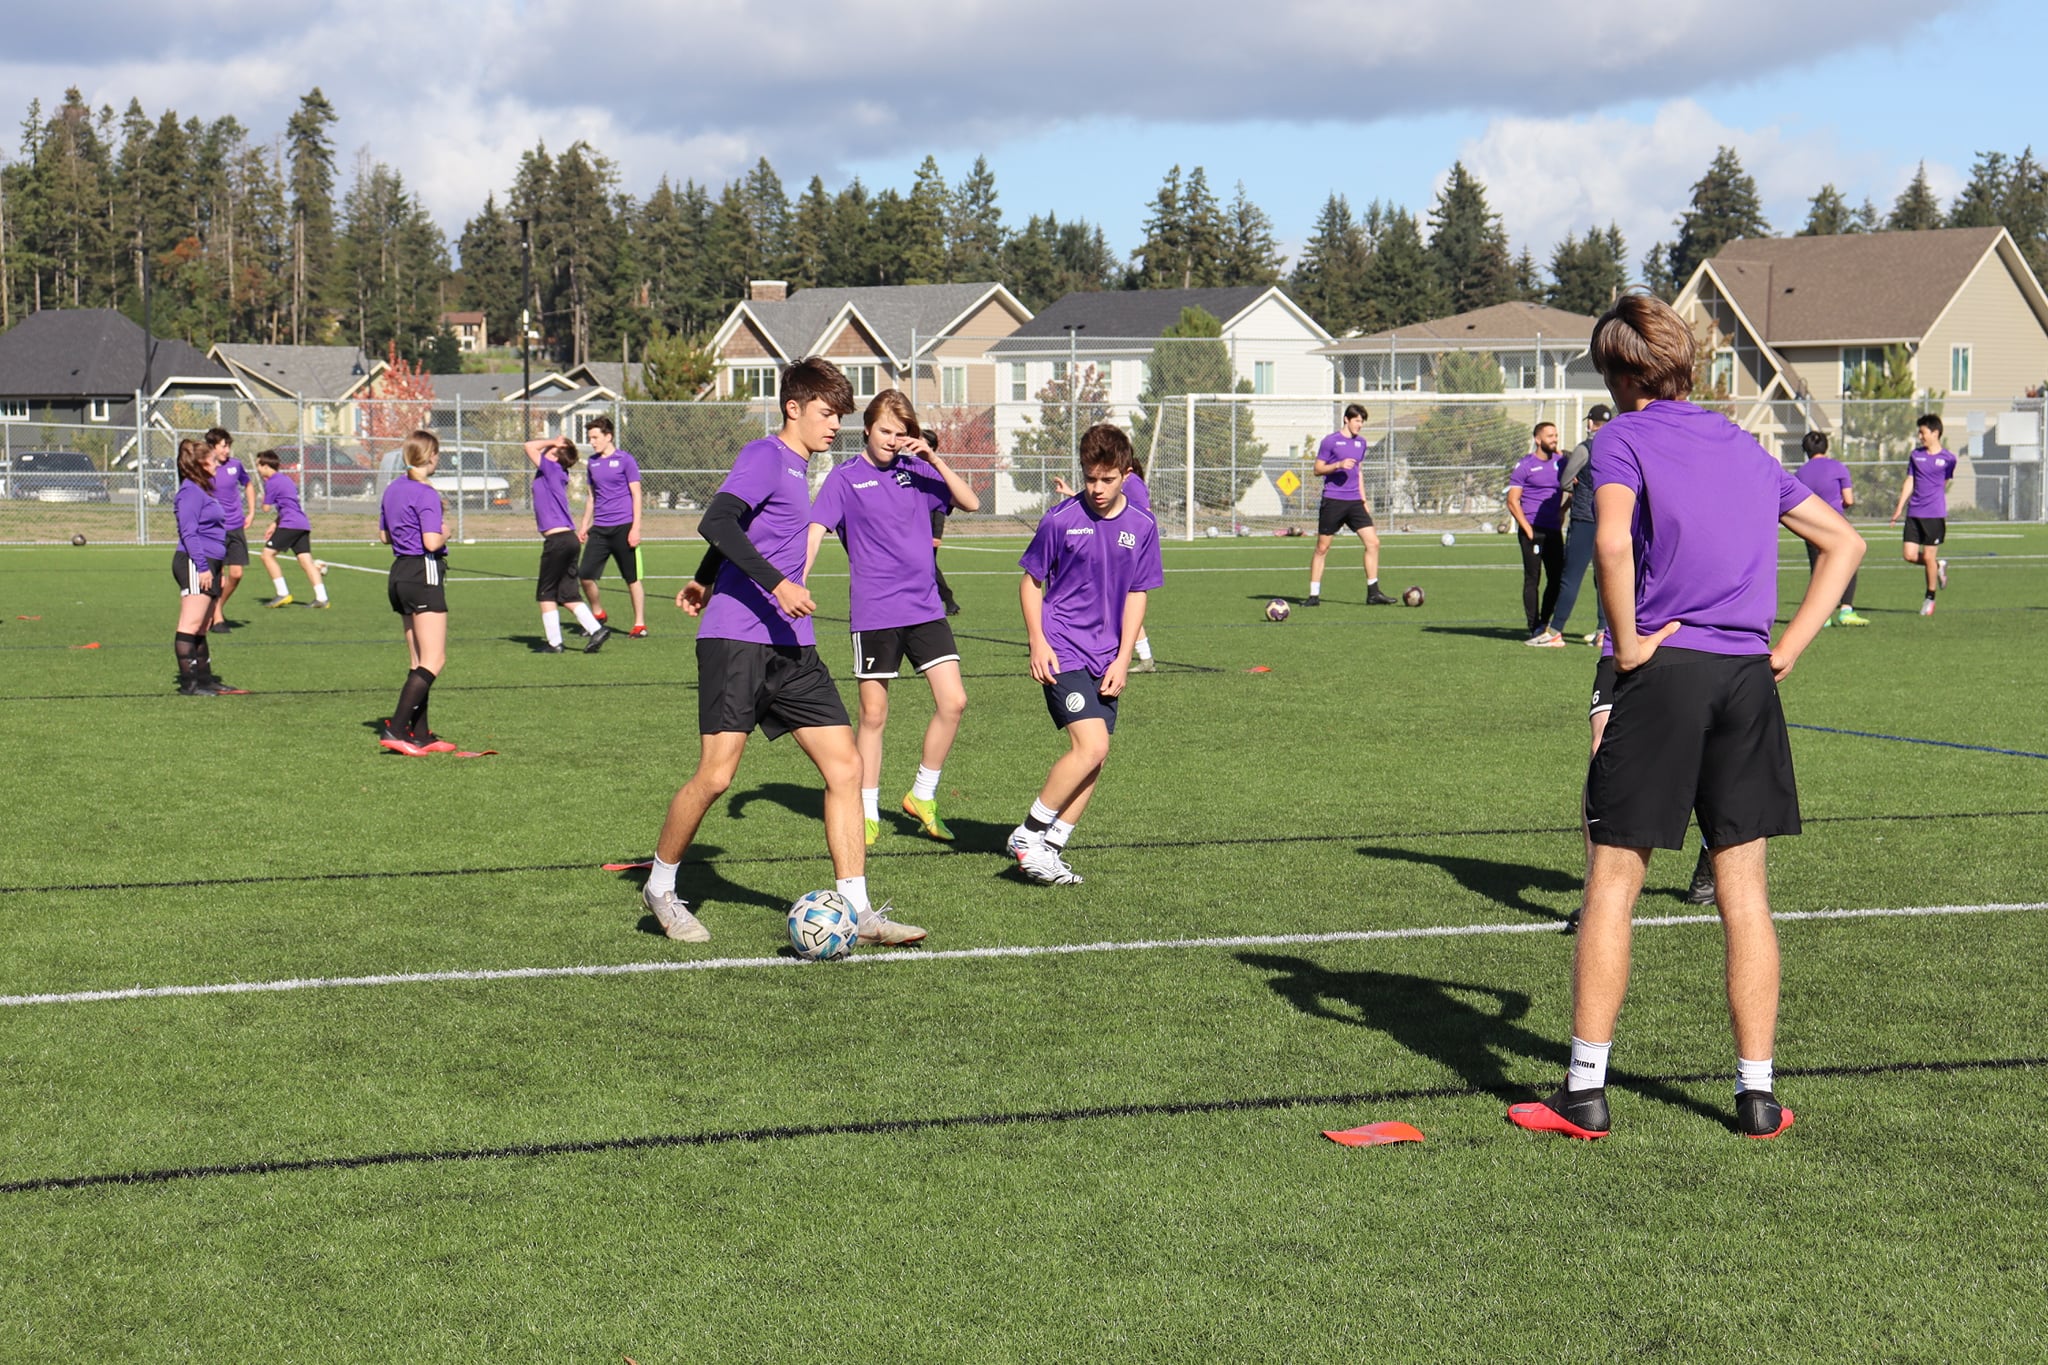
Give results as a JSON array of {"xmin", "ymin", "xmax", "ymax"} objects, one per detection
[
  {"xmin": 1835, "ymin": 607, "xmax": 1870, "ymax": 627},
  {"xmin": 864, "ymin": 817, "xmax": 880, "ymax": 848},
  {"xmin": 900, "ymin": 792, "xmax": 954, "ymax": 841}
]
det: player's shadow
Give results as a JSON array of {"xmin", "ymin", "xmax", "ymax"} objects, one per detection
[
  {"xmin": 505, "ymin": 633, "xmax": 565, "ymax": 653},
  {"xmin": 1238, "ymin": 953, "xmax": 1728, "ymax": 1125},
  {"xmin": 728, "ymin": 782, "xmax": 1009, "ymax": 853},
  {"xmin": 1357, "ymin": 844, "xmax": 1577, "ymax": 923},
  {"xmin": 1422, "ymin": 625, "xmax": 1536, "ymax": 641},
  {"xmin": 612, "ymin": 844, "xmax": 789, "ymax": 932}
]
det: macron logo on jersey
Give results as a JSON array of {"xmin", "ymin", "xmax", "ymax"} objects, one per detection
[
  {"xmin": 852, "ymin": 479, "xmax": 879, "ymax": 489},
  {"xmin": 1066, "ymin": 526, "xmax": 1094, "ymax": 537}
]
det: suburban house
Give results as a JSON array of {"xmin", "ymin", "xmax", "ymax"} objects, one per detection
[
  {"xmin": 209, "ymin": 343, "xmax": 385, "ymax": 441},
  {"xmin": 0, "ymin": 308, "xmax": 245, "ymax": 441},
  {"xmin": 1675, "ymin": 226, "xmax": 2048, "ymax": 456},
  {"xmin": 439, "ymin": 311, "xmax": 488, "ymax": 353},
  {"xmin": 426, "ymin": 361, "xmax": 645, "ymax": 443},
  {"xmin": 1318, "ymin": 300, "xmax": 1605, "ymax": 396},
  {"xmin": 707, "ymin": 281, "xmax": 1032, "ymax": 408}
]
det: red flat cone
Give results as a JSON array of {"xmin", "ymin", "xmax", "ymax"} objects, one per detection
[
  {"xmin": 71, "ymin": 641, "xmax": 101, "ymax": 650},
  {"xmin": 451, "ymin": 749, "xmax": 498, "ymax": 758},
  {"xmin": 16, "ymin": 614, "xmax": 40, "ymax": 620},
  {"xmin": 1322, "ymin": 1121, "xmax": 1425, "ymax": 1147},
  {"xmin": 1245, "ymin": 665, "xmax": 1271, "ymax": 673},
  {"xmin": 603, "ymin": 859, "xmax": 655, "ymax": 872}
]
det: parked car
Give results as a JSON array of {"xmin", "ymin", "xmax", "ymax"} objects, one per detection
[
  {"xmin": 114, "ymin": 451, "xmax": 179, "ymax": 505},
  {"xmin": 427, "ymin": 445, "xmax": 511, "ymax": 507},
  {"xmin": 6, "ymin": 450, "xmax": 108, "ymax": 503},
  {"xmin": 272, "ymin": 442, "xmax": 377, "ymax": 499}
]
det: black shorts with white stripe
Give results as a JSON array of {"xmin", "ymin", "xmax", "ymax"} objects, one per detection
[
  {"xmin": 387, "ymin": 554, "xmax": 449, "ymax": 615},
  {"xmin": 850, "ymin": 618, "xmax": 960, "ymax": 680}
]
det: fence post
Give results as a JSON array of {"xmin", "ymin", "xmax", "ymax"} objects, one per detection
[
  {"xmin": 134, "ymin": 390, "xmax": 148, "ymax": 543},
  {"xmin": 453, "ymin": 395, "xmax": 466, "ymax": 543},
  {"xmin": 1184, "ymin": 392, "xmax": 1196, "ymax": 541}
]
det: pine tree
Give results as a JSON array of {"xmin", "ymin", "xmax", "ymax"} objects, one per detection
[
  {"xmin": 1359, "ymin": 207, "xmax": 1446, "ymax": 331},
  {"xmin": 1134, "ymin": 165, "xmax": 1187, "ymax": 290},
  {"xmin": 741, "ymin": 157, "xmax": 790, "ymax": 279},
  {"xmin": 1179, "ymin": 167, "xmax": 1224, "ymax": 288},
  {"xmin": 1662, "ymin": 146, "xmax": 1768, "ymax": 293},
  {"xmin": 1219, "ymin": 180, "xmax": 1283, "ymax": 286},
  {"xmin": 284, "ymin": 87, "xmax": 339, "ymax": 343},
  {"xmin": 786, "ymin": 176, "xmax": 831, "ymax": 291},
  {"xmin": 1947, "ymin": 150, "xmax": 2008, "ymax": 228},
  {"xmin": 1800, "ymin": 184, "xmax": 1858, "ymax": 236},
  {"xmin": 948, "ymin": 155, "xmax": 1005, "ymax": 281},
  {"xmin": 1510, "ymin": 246, "xmax": 1542, "ymax": 302},
  {"xmin": 1426, "ymin": 161, "xmax": 1515, "ymax": 315},
  {"xmin": 458, "ymin": 193, "xmax": 520, "ymax": 347},
  {"xmin": 1887, "ymin": 162, "xmax": 1942, "ymax": 231},
  {"xmin": 1289, "ymin": 193, "xmax": 1368, "ymax": 334},
  {"xmin": 903, "ymin": 156, "xmax": 951, "ymax": 284},
  {"xmin": 1546, "ymin": 224, "xmax": 1627, "ymax": 314},
  {"xmin": 2000, "ymin": 149, "xmax": 2048, "ymax": 282},
  {"xmin": 1128, "ymin": 306, "xmax": 1267, "ymax": 507}
]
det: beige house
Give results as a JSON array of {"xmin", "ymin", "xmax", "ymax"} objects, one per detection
[
  {"xmin": 1676, "ymin": 227, "xmax": 2048, "ymax": 440},
  {"xmin": 439, "ymin": 311, "xmax": 487, "ymax": 353},
  {"xmin": 1318, "ymin": 301, "xmax": 1604, "ymax": 395},
  {"xmin": 208, "ymin": 343, "xmax": 386, "ymax": 439},
  {"xmin": 707, "ymin": 281, "xmax": 1031, "ymax": 407}
]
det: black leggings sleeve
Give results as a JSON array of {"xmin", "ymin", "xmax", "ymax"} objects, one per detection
[{"xmin": 699, "ymin": 492, "xmax": 784, "ymax": 593}]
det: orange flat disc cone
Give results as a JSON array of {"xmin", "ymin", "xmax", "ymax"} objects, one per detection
[{"xmin": 1322, "ymin": 1121, "xmax": 1425, "ymax": 1147}]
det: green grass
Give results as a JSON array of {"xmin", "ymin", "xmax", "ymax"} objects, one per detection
[{"xmin": 2, "ymin": 527, "xmax": 2045, "ymax": 1361}]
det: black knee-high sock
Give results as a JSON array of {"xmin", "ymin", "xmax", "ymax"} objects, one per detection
[
  {"xmin": 393, "ymin": 666, "xmax": 436, "ymax": 738},
  {"xmin": 174, "ymin": 632, "xmax": 203, "ymax": 685},
  {"xmin": 414, "ymin": 689, "xmax": 432, "ymax": 740}
]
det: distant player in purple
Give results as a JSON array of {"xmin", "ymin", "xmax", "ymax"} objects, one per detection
[
  {"xmin": 1507, "ymin": 292, "xmax": 1862, "ymax": 1144},
  {"xmin": 168, "ymin": 438, "xmax": 246, "ymax": 695},
  {"xmin": 654, "ymin": 357, "xmax": 925, "ymax": 948},
  {"xmin": 1889, "ymin": 413, "xmax": 1957, "ymax": 615},
  {"xmin": 376, "ymin": 430, "xmax": 460, "ymax": 757},
  {"xmin": 576, "ymin": 416, "xmax": 648, "ymax": 636},
  {"xmin": 1055, "ymin": 454, "xmax": 1160, "ymax": 669},
  {"xmin": 1009, "ymin": 423, "xmax": 1165, "ymax": 885},
  {"xmin": 1510, "ymin": 422, "xmax": 1568, "ymax": 643},
  {"xmin": 1794, "ymin": 431, "xmax": 1866, "ymax": 626},
  {"xmin": 1305, "ymin": 404, "xmax": 1395, "ymax": 606},
  {"xmin": 524, "ymin": 436, "xmax": 609, "ymax": 653},
  {"xmin": 203, "ymin": 427, "xmax": 259, "ymax": 629},
  {"xmin": 805, "ymin": 390, "xmax": 982, "ymax": 847},
  {"xmin": 253, "ymin": 450, "xmax": 328, "ymax": 610}
]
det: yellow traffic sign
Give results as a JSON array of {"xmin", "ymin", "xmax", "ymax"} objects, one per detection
[{"xmin": 1275, "ymin": 469, "xmax": 1301, "ymax": 496}]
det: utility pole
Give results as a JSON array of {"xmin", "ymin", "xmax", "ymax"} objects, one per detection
[{"xmin": 518, "ymin": 216, "xmax": 533, "ymax": 439}]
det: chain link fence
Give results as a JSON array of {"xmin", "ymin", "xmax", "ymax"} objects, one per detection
[{"xmin": 2, "ymin": 379, "xmax": 2040, "ymax": 545}]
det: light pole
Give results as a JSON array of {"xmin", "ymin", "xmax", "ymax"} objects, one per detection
[
  {"xmin": 1062, "ymin": 322, "xmax": 1085, "ymax": 471},
  {"xmin": 517, "ymin": 215, "xmax": 533, "ymax": 438}
]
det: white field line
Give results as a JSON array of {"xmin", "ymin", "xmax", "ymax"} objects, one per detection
[{"xmin": 4, "ymin": 901, "xmax": 2041, "ymax": 1011}]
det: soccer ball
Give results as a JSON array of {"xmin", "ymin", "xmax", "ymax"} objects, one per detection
[
  {"xmin": 70, "ymin": 533, "xmax": 86, "ymax": 546},
  {"xmin": 1440, "ymin": 532, "xmax": 1455, "ymax": 547},
  {"xmin": 1205, "ymin": 526, "xmax": 1220, "ymax": 538},
  {"xmin": 1480, "ymin": 521, "xmax": 1496, "ymax": 534},
  {"xmin": 787, "ymin": 889, "xmax": 858, "ymax": 961},
  {"xmin": 1402, "ymin": 585, "xmax": 1426, "ymax": 608},
  {"xmin": 1265, "ymin": 598, "xmax": 1291, "ymax": 622}
]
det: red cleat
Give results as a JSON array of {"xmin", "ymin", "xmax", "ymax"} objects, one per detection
[
  {"xmin": 628, "ymin": 625, "xmax": 649, "ymax": 638},
  {"xmin": 1737, "ymin": 1091, "xmax": 1795, "ymax": 1139},
  {"xmin": 377, "ymin": 720, "xmax": 428, "ymax": 756},
  {"xmin": 415, "ymin": 734, "xmax": 460, "ymax": 753},
  {"xmin": 1507, "ymin": 1086, "xmax": 1610, "ymax": 1139}
]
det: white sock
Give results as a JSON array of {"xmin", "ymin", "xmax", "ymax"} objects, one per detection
[
  {"xmin": 542, "ymin": 609, "xmax": 563, "ymax": 647},
  {"xmin": 1309, "ymin": 579, "xmax": 1322, "ymax": 596},
  {"xmin": 861, "ymin": 788, "xmax": 880, "ymax": 822},
  {"xmin": 1736, "ymin": 1056, "xmax": 1774, "ymax": 1097},
  {"xmin": 836, "ymin": 876, "xmax": 871, "ymax": 916},
  {"xmin": 1029, "ymin": 798, "xmax": 1060, "ymax": 827},
  {"xmin": 1047, "ymin": 818, "xmax": 1075, "ymax": 850},
  {"xmin": 647, "ymin": 856, "xmax": 679, "ymax": 897},
  {"xmin": 911, "ymin": 766, "xmax": 940, "ymax": 802},
  {"xmin": 314, "ymin": 583, "xmax": 328, "ymax": 603},
  {"xmin": 1567, "ymin": 1036, "xmax": 1611, "ymax": 1091},
  {"xmin": 271, "ymin": 576, "xmax": 289, "ymax": 596},
  {"xmin": 569, "ymin": 602, "xmax": 601, "ymax": 633},
  {"xmin": 1134, "ymin": 637, "xmax": 1153, "ymax": 662}
]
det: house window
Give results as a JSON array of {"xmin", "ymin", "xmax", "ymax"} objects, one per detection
[
  {"xmin": 730, "ymin": 365, "xmax": 778, "ymax": 399},
  {"xmin": 1950, "ymin": 344, "xmax": 1972, "ymax": 394},
  {"xmin": 1840, "ymin": 346, "xmax": 1888, "ymax": 394},
  {"xmin": 1709, "ymin": 349, "xmax": 1735, "ymax": 394},
  {"xmin": 1254, "ymin": 361, "xmax": 1275, "ymax": 395},
  {"xmin": 89, "ymin": 399, "xmax": 111, "ymax": 422},
  {"xmin": 941, "ymin": 365, "xmax": 968, "ymax": 406},
  {"xmin": 0, "ymin": 401, "xmax": 27, "ymax": 422},
  {"xmin": 1052, "ymin": 360, "xmax": 1069, "ymax": 385},
  {"xmin": 1506, "ymin": 356, "xmax": 1538, "ymax": 390},
  {"xmin": 846, "ymin": 365, "xmax": 879, "ymax": 399},
  {"xmin": 1010, "ymin": 363, "xmax": 1027, "ymax": 402},
  {"xmin": 1097, "ymin": 360, "xmax": 1112, "ymax": 391}
]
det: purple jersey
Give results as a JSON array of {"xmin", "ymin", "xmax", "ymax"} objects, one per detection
[
  {"xmin": 380, "ymin": 476, "xmax": 445, "ymax": 558},
  {"xmin": 212, "ymin": 457, "xmax": 251, "ymax": 530},
  {"xmin": 262, "ymin": 471, "xmax": 310, "ymax": 532},
  {"xmin": 699, "ymin": 436, "xmax": 816, "ymax": 647},
  {"xmin": 1592, "ymin": 401, "xmax": 1809, "ymax": 657},
  {"xmin": 587, "ymin": 449, "xmax": 641, "ymax": 527},
  {"xmin": 1124, "ymin": 472, "xmax": 1152, "ymax": 515},
  {"xmin": 1509, "ymin": 453, "xmax": 1563, "ymax": 530},
  {"xmin": 1794, "ymin": 456, "xmax": 1852, "ymax": 513},
  {"xmin": 532, "ymin": 457, "xmax": 573, "ymax": 535},
  {"xmin": 175, "ymin": 479, "xmax": 226, "ymax": 564},
  {"xmin": 1317, "ymin": 433, "xmax": 1368, "ymax": 500},
  {"xmin": 1019, "ymin": 493, "xmax": 1165, "ymax": 677},
  {"xmin": 1906, "ymin": 448, "xmax": 1957, "ymax": 518},
  {"xmin": 811, "ymin": 452, "xmax": 952, "ymax": 632}
]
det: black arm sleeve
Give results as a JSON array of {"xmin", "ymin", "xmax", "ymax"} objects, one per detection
[
  {"xmin": 699, "ymin": 492, "xmax": 784, "ymax": 593},
  {"xmin": 691, "ymin": 546, "xmax": 725, "ymax": 587}
]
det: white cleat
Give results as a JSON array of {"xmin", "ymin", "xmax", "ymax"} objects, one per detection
[
  {"xmin": 856, "ymin": 902, "xmax": 927, "ymax": 946},
  {"xmin": 1006, "ymin": 824, "xmax": 1039, "ymax": 861},
  {"xmin": 643, "ymin": 884, "xmax": 710, "ymax": 942},
  {"xmin": 1019, "ymin": 843, "xmax": 1084, "ymax": 885}
]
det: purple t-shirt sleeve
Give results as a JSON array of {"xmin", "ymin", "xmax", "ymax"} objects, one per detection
[
  {"xmin": 808, "ymin": 466, "xmax": 845, "ymax": 531},
  {"xmin": 719, "ymin": 446, "xmax": 780, "ymax": 510},
  {"xmin": 619, "ymin": 452, "xmax": 641, "ymax": 484},
  {"xmin": 1135, "ymin": 515, "xmax": 1165, "ymax": 591},
  {"xmin": 1776, "ymin": 465, "xmax": 1809, "ymax": 515},
  {"xmin": 1019, "ymin": 516, "xmax": 1059, "ymax": 583}
]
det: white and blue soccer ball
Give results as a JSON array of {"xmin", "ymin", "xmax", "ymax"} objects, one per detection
[{"xmin": 788, "ymin": 889, "xmax": 858, "ymax": 961}]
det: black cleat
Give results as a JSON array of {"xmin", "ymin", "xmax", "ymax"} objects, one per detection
[
  {"xmin": 1367, "ymin": 587, "xmax": 1397, "ymax": 605},
  {"xmin": 1507, "ymin": 1085, "xmax": 1610, "ymax": 1139},
  {"xmin": 584, "ymin": 625, "xmax": 612, "ymax": 654},
  {"xmin": 1303, "ymin": 595, "xmax": 1321, "ymax": 607},
  {"xmin": 1685, "ymin": 846, "xmax": 1717, "ymax": 905},
  {"xmin": 539, "ymin": 643, "xmax": 565, "ymax": 654},
  {"xmin": 1736, "ymin": 1090, "xmax": 1794, "ymax": 1139},
  {"xmin": 1561, "ymin": 907, "xmax": 1581, "ymax": 934}
]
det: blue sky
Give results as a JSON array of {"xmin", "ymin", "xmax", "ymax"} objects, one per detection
[{"xmin": 2, "ymin": 0, "xmax": 2039, "ymax": 282}]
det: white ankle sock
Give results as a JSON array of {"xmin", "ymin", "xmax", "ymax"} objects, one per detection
[
  {"xmin": 1736, "ymin": 1056, "xmax": 1774, "ymax": 1096},
  {"xmin": 542, "ymin": 609, "xmax": 563, "ymax": 647},
  {"xmin": 911, "ymin": 766, "xmax": 940, "ymax": 802},
  {"xmin": 271, "ymin": 576, "xmax": 289, "ymax": 596},
  {"xmin": 648, "ymin": 856, "xmax": 679, "ymax": 897},
  {"xmin": 1309, "ymin": 579, "xmax": 1322, "ymax": 596},
  {"xmin": 1029, "ymin": 799, "xmax": 1060, "ymax": 826},
  {"xmin": 1134, "ymin": 637, "xmax": 1153, "ymax": 661},
  {"xmin": 1567, "ymin": 1036, "xmax": 1611, "ymax": 1091},
  {"xmin": 569, "ymin": 603, "xmax": 601, "ymax": 633},
  {"xmin": 836, "ymin": 876, "xmax": 870, "ymax": 916},
  {"xmin": 314, "ymin": 583, "xmax": 328, "ymax": 603},
  {"xmin": 861, "ymin": 788, "xmax": 880, "ymax": 821},
  {"xmin": 1047, "ymin": 818, "xmax": 1075, "ymax": 850}
]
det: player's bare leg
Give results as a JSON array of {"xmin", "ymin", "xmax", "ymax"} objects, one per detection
[
  {"xmin": 797, "ymin": 722, "xmax": 924, "ymax": 942},
  {"xmin": 919, "ymin": 660, "xmax": 967, "ymax": 771},
  {"xmin": 296, "ymin": 551, "xmax": 326, "ymax": 599},
  {"xmin": 1307, "ymin": 535, "xmax": 1333, "ymax": 602},
  {"xmin": 628, "ymin": 580, "xmax": 647, "ymax": 632},
  {"xmin": 656, "ymin": 732, "xmax": 748, "ymax": 864},
  {"xmin": 855, "ymin": 679, "xmax": 891, "ymax": 792},
  {"xmin": 1359, "ymin": 526, "xmax": 1380, "ymax": 581},
  {"xmin": 1042, "ymin": 718, "xmax": 1110, "ymax": 828},
  {"xmin": 1572, "ymin": 843, "xmax": 1648, "ymax": 1044},
  {"xmin": 581, "ymin": 578, "xmax": 605, "ymax": 621},
  {"xmin": 1710, "ymin": 839, "xmax": 1779, "ymax": 1060}
]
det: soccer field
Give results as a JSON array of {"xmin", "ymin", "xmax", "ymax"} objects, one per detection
[{"xmin": 3, "ymin": 529, "xmax": 2045, "ymax": 1360}]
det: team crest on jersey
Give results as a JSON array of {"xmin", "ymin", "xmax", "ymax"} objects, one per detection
[
  {"xmin": 893, "ymin": 468, "xmax": 914, "ymax": 488},
  {"xmin": 1064, "ymin": 691, "xmax": 1086, "ymax": 713},
  {"xmin": 1117, "ymin": 530, "xmax": 1137, "ymax": 548}
]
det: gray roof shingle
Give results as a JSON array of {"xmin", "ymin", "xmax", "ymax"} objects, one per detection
[
  {"xmin": 1327, "ymin": 301, "xmax": 1599, "ymax": 349},
  {"xmin": 1706, "ymin": 228, "xmax": 2006, "ymax": 344},
  {"xmin": 989, "ymin": 287, "xmax": 1277, "ymax": 354},
  {"xmin": 212, "ymin": 344, "xmax": 377, "ymax": 400},
  {"xmin": 0, "ymin": 309, "xmax": 227, "ymax": 397},
  {"xmin": 745, "ymin": 283, "xmax": 1010, "ymax": 360}
]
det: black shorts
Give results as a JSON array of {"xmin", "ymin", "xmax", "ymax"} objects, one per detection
[
  {"xmin": 579, "ymin": 525, "xmax": 641, "ymax": 583},
  {"xmin": 1589, "ymin": 655, "xmax": 1618, "ymax": 719},
  {"xmin": 1904, "ymin": 517, "xmax": 1946, "ymax": 547},
  {"xmin": 697, "ymin": 637, "xmax": 850, "ymax": 740},
  {"xmin": 1042, "ymin": 668, "xmax": 1120, "ymax": 733},
  {"xmin": 536, "ymin": 531, "xmax": 584, "ymax": 603},
  {"xmin": 851, "ymin": 619, "xmax": 960, "ymax": 680},
  {"xmin": 1585, "ymin": 648, "xmax": 1800, "ymax": 851},
  {"xmin": 267, "ymin": 527, "xmax": 312, "ymax": 557},
  {"xmin": 221, "ymin": 528, "xmax": 250, "ymax": 567},
  {"xmin": 171, "ymin": 552, "xmax": 221, "ymax": 598},
  {"xmin": 1317, "ymin": 499, "xmax": 1374, "ymax": 536},
  {"xmin": 387, "ymin": 555, "xmax": 449, "ymax": 616}
]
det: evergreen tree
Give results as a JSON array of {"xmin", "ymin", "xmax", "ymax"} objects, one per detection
[
  {"xmin": 903, "ymin": 155, "xmax": 951, "ymax": 283},
  {"xmin": 1948, "ymin": 151, "xmax": 2011, "ymax": 228},
  {"xmin": 1887, "ymin": 162, "xmax": 1942, "ymax": 231},
  {"xmin": 868, "ymin": 187, "xmax": 915, "ymax": 285},
  {"xmin": 740, "ymin": 157, "xmax": 790, "ymax": 278},
  {"xmin": 627, "ymin": 321, "xmax": 718, "ymax": 399},
  {"xmin": 284, "ymin": 87, "xmax": 338, "ymax": 343},
  {"xmin": 1133, "ymin": 165, "xmax": 1187, "ymax": 289},
  {"xmin": 786, "ymin": 175, "xmax": 831, "ymax": 291},
  {"xmin": 1219, "ymin": 180, "xmax": 1283, "ymax": 286},
  {"xmin": 1546, "ymin": 225, "xmax": 1627, "ymax": 314},
  {"xmin": 1661, "ymin": 146, "xmax": 1768, "ymax": 294},
  {"xmin": 334, "ymin": 156, "xmax": 450, "ymax": 360},
  {"xmin": 1001, "ymin": 214, "xmax": 1061, "ymax": 310},
  {"xmin": 1289, "ymin": 193, "xmax": 1369, "ymax": 334},
  {"xmin": 1128, "ymin": 306, "xmax": 1268, "ymax": 506},
  {"xmin": 822, "ymin": 178, "xmax": 874, "ymax": 288},
  {"xmin": 1999, "ymin": 149, "xmax": 2048, "ymax": 282},
  {"xmin": 1178, "ymin": 166, "xmax": 1224, "ymax": 288},
  {"xmin": 1510, "ymin": 245, "xmax": 1542, "ymax": 302},
  {"xmin": 1799, "ymin": 184, "xmax": 1858, "ymax": 236},
  {"xmin": 948, "ymin": 155, "xmax": 1005, "ymax": 281},
  {"xmin": 1426, "ymin": 161, "xmax": 1515, "ymax": 315},
  {"xmin": 549, "ymin": 141, "xmax": 624, "ymax": 366},
  {"xmin": 458, "ymin": 192, "xmax": 521, "ymax": 346},
  {"xmin": 1359, "ymin": 207, "xmax": 1446, "ymax": 331}
]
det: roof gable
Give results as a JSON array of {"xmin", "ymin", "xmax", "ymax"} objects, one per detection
[
  {"xmin": 1704, "ymin": 228, "xmax": 2006, "ymax": 344},
  {"xmin": 1340, "ymin": 300, "xmax": 1598, "ymax": 347},
  {"xmin": 740, "ymin": 283, "xmax": 1015, "ymax": 363},
  {"xmin": 997, "ymin": 287, "xmax": 1274, "ymax": 346},
  {"xmin": 212, "ymin": 343, "xmax": 380, "ymax": 400},
  {"xmin": 0, "ymin": 309, "xmax": 228, "ymax": 397}
]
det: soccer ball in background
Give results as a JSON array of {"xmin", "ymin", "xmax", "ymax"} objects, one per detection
[
  {"xmin": 787, "ymin": 889, "xmax": 858, "ymax": 961},
  {"xmin": 1480, "ymin": 521, "xmax": 1496, "ymax": 534},
  {"xmin": 1402, "ymin": 585, "xmax": 1426, "ymax": 608},
  {"xmin": 1440, "ymin": 532, "xmax": 1456, "ymax": 547},
  {"xmin": 1265, "ymin": 598, "xmax": 1291, "ymax": 622}
]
